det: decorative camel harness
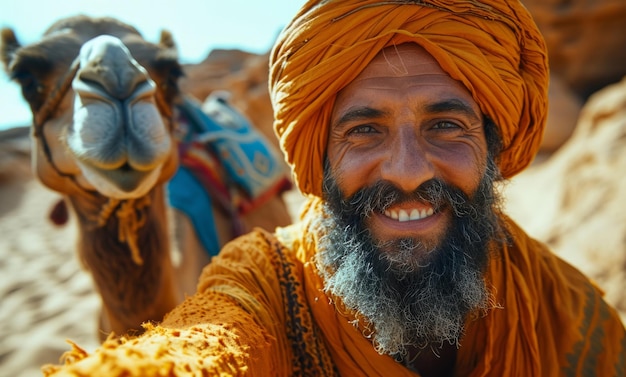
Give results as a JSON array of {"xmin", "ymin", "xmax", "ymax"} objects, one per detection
[{"xmin": 33, "ymin": 55, "xmax": 290, "ymax": 265}]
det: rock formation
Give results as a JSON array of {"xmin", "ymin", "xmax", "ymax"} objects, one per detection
[
  {"xmin": 523, "ymin": 0, "xmax": 626, "ymax": 154},
  {"xmin": 503, "ymin": 76, "xmax": 626, "ymax": 320}
]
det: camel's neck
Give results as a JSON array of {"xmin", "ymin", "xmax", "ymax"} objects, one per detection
[{"xmin": 67, "ymin": 186, "xmax": 179, "ymax": 337}]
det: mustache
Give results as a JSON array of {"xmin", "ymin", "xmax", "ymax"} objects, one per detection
[{"xmin": 326, "ymin": 178, "xmax": 479, "ymax": 221}]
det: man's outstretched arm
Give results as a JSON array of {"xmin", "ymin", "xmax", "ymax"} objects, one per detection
[{"xmin": 43, "ymin": 230, "xmax": 293, "ymax": 377}]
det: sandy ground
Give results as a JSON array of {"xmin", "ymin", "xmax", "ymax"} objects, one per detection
[{"xmin": 0, "ymin": 177, "xmax": 101, "ymax": 377}]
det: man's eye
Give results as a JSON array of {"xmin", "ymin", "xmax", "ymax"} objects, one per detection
[
  {"xmin": 348, "ymin": 125, "xmax": 376, "ymax": 134},
  {"xmin": 432, "ymin": 121, "xmax": 461, "ymax": 130}
]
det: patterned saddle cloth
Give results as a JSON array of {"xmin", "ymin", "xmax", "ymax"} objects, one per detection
[{"xmin": 167, "ymin": 94, "xmax": 292, "ymax": 257}]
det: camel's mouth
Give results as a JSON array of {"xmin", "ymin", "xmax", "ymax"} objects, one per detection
[
  {"xmin": 77, "ymin": 160, "xmax": 162, "ymax": 199},
  {"xmin": 118, "ymin": 162, "xmax": 133, "ymax": 172},
  {"xmin": 92, "ymin": 164, "xmax": 153, "ymax": 191},
  {"xmin": 103, "ymin": 163, "xmax": 148, "ymax": 191}
]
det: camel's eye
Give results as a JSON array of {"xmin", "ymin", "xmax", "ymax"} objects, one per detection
[
  {"xmin": 152, "ymin": 57, "xmax": 183, "ymax": 103},
  {"xmin": 9, "ymin": 54, "xmax": 53, "ymax": 111},
  {"xmin": 12, "ymin": 69, "xmax": 46, "ymax": 111},
  {"xmin": 12, "ymin": 70, "xmax": 35, "ymax": 89}
]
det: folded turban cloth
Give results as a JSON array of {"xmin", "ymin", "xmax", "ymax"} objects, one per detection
[{"xmin": 269, "ymin": 0, "xmax": 549, "ymax": 196}]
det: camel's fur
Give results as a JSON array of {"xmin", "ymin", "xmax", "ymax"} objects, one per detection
[{"xmin": 0, "ymin": 15, "xmax": 292, "ymax": 340}]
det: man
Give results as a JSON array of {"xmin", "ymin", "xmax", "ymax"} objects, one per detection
[{"xmin": 44, "ymin": 0, "xmax": 625, "ymax": 376}]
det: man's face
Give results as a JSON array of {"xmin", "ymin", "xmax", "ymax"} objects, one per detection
[
  {"xmin": 318, "ymin": 43, "xmax": 500, "ymax": 356},
  {"xmin": 327, "ymin": 43, "xmax": 489, "ymax": 266}
]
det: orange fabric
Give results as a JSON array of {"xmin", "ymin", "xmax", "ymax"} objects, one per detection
[
  {"xmin": 43, "ymin": 200, "xmax": 625, "ymax": 376},
  {"xmin": 269, "ymin": 0, "xmax": 549, "ymax": 196}
]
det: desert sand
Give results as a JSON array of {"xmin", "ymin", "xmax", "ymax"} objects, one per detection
[{"xmin": 0, "ymin": 129, "xmax": 101, "ymax": 377}]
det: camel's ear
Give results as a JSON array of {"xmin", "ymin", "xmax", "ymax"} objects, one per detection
[
  {"xmin": 0, "ymin": 28, "xmax": 21, "ymax": 71},
  {"xmin": 159, "ymin": 30, "xmax": 176, "ymax": 50}
]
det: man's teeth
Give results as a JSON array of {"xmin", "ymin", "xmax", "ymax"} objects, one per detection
[{"xmin": 384, "ymin": 208, "xmax": 434, "ymax": 222}]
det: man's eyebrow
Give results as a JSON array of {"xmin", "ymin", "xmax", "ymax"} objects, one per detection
[
  {"xmin": 333, "ymin": 99, "xmax": 481, "ymax": 127},
  {"xmin": 333, "ymin": 107, "xmax": 388, "ymax": 127},
  {"xmin": 425, "ymin": 99, "xmax": 481, "ymax": 123}
]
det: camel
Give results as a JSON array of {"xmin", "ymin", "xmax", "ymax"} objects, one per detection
[{"xmin": 0, "ymin": 15, "xmax": 293, "ymax": 340}]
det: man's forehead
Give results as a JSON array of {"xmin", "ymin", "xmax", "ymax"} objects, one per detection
[
  {"xmin": 339, "ymin": 43, "xmax": 474, "ymax": 102},
  {"xmin": 361, "ymin": 43, "xmax": 446, "ymax": 78},
  {"xmin": 346, "ymin": 74, "xmax": 462, "ymax": 89}
]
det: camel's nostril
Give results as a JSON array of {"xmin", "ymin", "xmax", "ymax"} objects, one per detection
[{"xmin": 77, "ymin": 76, "xmax": 108, "ymax": 95}]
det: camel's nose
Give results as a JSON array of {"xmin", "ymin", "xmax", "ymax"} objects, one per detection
[{"xmin": 75, "ymin": 35, "xmax": 151, "ymax": 100}]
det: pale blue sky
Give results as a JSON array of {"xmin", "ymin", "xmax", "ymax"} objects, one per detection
[{"xmin": 0, "ymin": 0, "xmax": 303, "ymax": 130}]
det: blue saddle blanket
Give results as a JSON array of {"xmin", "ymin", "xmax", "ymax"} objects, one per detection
[{"xmin": 167, "ymin": 95, "xmax": 290, "ymax": 257}]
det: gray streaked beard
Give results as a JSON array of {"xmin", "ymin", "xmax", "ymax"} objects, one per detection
[{"xmin": 315, "ymin": 157, "xmax": 502, "ymax": 358}]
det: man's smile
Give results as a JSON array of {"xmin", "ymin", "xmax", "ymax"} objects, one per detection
[
  {"xmin": 383, "ymin": 206, "xmax": 435, "ymax": 222},
  {"xmin": 369, "ymin": 203, "xmax": 448, "ymax": 247}
]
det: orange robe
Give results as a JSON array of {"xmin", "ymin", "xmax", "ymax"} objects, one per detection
[{"xmin": 43, "ymin": 207, "xmax": 625, "ymax": 376}]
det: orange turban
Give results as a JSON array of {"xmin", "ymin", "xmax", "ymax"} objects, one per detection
[{"xmin": 270, "ymin": 0, "xmax": 549, "ymax": 196}]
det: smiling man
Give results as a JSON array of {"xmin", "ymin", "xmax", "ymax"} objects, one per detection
[
  {"xmin": 44, "ymin": 1, "xmax": 625, "ymax": 376},
  {"xmin": 317, "ymin": 44, "xmax": 501, "ymax": 367}
]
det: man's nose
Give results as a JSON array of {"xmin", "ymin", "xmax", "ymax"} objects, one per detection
[{"xmin": 380, "ymin": 129, "xmax": 435, "ymax": 192}]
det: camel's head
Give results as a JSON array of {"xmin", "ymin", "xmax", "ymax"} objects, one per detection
[{"xmin": 0, "ymin": 15, "xmax": 182, "ymax": 199}]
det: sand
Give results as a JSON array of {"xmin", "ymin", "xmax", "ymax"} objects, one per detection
[{"xmin": 0, "ymin": 175, "xmax": 102, "ymax": 377}]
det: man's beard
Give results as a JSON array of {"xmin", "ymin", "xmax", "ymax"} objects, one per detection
[{"xmin": 315, "ymin": 158, "xmax": 503, "ymax": 358}]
